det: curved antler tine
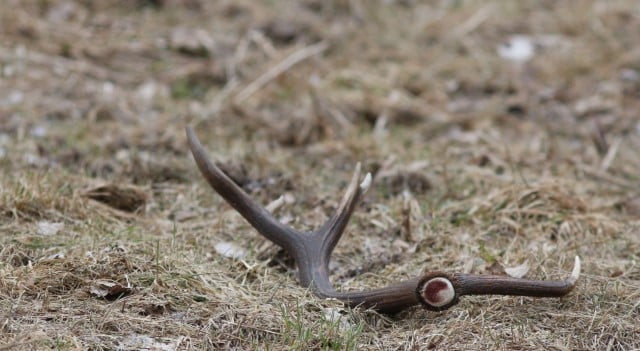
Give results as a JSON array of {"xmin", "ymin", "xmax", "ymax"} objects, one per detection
[
  {"xmin": 416, "ymin": 256, "xmax": 581, "ymax": 311},
  {"xmin": 186, "ymin": 127, "xmax": 300, "ymax": 252},
  {"xmin": 314, "ymin": 163, "xmax": 372, "ymax": 259}
]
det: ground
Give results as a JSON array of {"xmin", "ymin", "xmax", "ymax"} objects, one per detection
[{"xmin": 1, "ymin": 1, "xmax": 639, "ymax": 350}]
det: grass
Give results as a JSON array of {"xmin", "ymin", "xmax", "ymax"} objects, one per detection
[{"xmin": 1, "ymin": 0, "xmax": 639, "ymax": 350}]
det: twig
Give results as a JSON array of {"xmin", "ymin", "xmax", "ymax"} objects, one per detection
[
  {"xmin": 233, "ymin": 41, "xmax": 329, "ymax": 104},
  {"xmin": 600, "ymin": 137, "xmax": 622, "ymax": 172},
  {"xmin": 450, "ymin": 4, "xmax": 494, "ymax": 38},
  {"xmin": 581, "ymin": 165, "xmax": 637, "ymax": 190},
  {"xmin": 0, "ymin": 46, "xmax": 130, "ymax": 83}
]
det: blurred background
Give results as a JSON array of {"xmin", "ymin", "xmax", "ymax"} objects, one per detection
[{"xmin": 1, "ymin": 1, "xmax": 639, "ymax": 350}]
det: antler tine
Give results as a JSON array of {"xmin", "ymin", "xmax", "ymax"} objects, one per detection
[
  {"xmin": 313, "ymin": 163, "xmax": 372, "ymax": 263},
  {"xmin": 186, "ymin": 126, "xmax": 301, "ymax": 253},
  {"xmin": 457, "ymin": 256, "xmax": 581, "ymax": 297}
]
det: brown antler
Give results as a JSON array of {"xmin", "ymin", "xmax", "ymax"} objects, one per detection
[{"xmin": 186, "ymin": 126, "xmax": 581, "ymax": 314}]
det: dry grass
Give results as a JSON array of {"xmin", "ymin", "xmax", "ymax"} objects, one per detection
[{"xmin": 1, "ymin": 0, "xmax": 639, "ymax": 350}]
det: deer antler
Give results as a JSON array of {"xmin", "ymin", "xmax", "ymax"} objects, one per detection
[{"xmin": 186, "ymin": 126, "xmax": 580, "ymax": 314}]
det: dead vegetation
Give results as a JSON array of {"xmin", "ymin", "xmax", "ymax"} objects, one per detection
[{"xmin": 1, "ymin": 0, "xmax": 639, "ymax": 349}]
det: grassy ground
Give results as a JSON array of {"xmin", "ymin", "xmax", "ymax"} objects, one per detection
[{"xmin": 1, "ymin": 1, "xmax": 639, "ymax": 350}]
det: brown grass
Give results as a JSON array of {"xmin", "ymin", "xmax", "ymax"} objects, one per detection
[{"xmin": 1, "ymin": 0, "xmax": 639, "ymax": 349}]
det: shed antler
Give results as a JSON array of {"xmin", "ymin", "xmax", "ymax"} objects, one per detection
[{"xmin": 186, "ymin": 126, "xmax": 580, "ymax": 314}]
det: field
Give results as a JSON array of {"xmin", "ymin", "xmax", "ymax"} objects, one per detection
[{"xmin": 1, "ymin": 1, "xmax": 639, "ymax": 350}]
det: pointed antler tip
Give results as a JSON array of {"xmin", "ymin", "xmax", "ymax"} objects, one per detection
[
  {"xmin": 185, "ymin": 126, "xmax": 200, "ymax": 150},
  {"xmin": 568, "ymin": 256, "xmax": 581, "ymax": 285},
  {"xmin": 359, "ymin": 173, "xmax": 372, "ymax": 191}
]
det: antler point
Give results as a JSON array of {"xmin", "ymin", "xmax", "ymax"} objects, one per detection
[
  {"xmin": 360, "ymin": 173, "xmax": 372, "ymax": 191},
  {"xmin": 569, "ymin": 256, "xmax": 581, "ymax": 285}
]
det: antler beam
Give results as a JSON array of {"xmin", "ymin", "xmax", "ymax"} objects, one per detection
[{"xmin": 186, "ymin": 126, "xmax": 580, "ymax": 314}]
